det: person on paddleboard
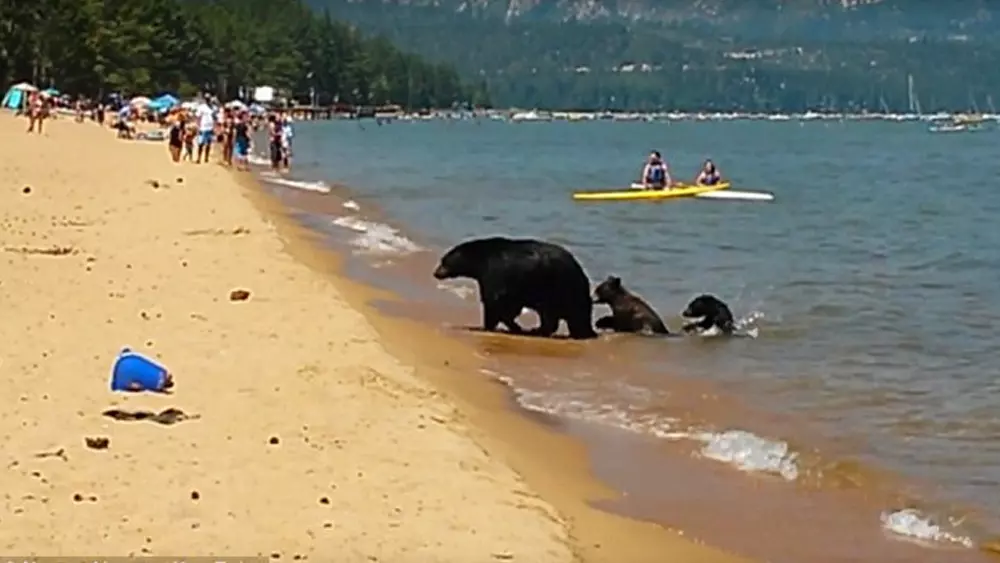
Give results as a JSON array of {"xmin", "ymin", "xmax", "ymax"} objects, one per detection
[
  {"xmin": 695, "ymin": 159, "xmax": 722, "ymax": 186},
  {"xmin": 640, "ymin": 151, "xmax": 671, "ymax": 189}
]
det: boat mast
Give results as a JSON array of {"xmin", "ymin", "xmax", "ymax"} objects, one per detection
[{"xmin": 907, "ymin": 74, "xmax": 922, "ymax": 115}]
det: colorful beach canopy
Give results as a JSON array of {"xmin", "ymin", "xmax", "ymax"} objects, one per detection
[
  {"xmin": 148, "ymin": 94, "xmax": 179, "ymax": 112},
  {"xmin": 2, "ymin": 82, "xmax": 35, "ymax": 109}
]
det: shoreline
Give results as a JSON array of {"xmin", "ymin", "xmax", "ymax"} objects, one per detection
[
  {"xmin": 0, "ymin": 113, "xmax": 745, "ymax": 562},
  {"xmin": 240, "ymin": 140, "xmax": 752, "ymax": 563},
  {"xmin": 255, "ymin": 175, "xmax": 996, "ymax": 563},
  {"xmin": 246, "ymin": 120, "xmax": 1000, "ymax": 563}
]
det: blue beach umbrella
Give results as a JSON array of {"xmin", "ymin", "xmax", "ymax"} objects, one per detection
[{"xmin": 148, "ymin": 94, "xmax": 180, "ymax": 112}]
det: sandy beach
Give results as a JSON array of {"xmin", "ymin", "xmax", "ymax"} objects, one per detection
[{"xmin": 0, "ymin": 113, "xmax": 747, "ymax": 563}]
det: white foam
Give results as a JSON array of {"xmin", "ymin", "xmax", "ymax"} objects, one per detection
[
  {"xmin": 508, "ymin": 387, "xmax": 687, "ymax": 440},
  {"xmin": 683, "ymin": 310, "xmax": 764, "ymax": 338},
  {"xmin": 881, "ymin": 508, "xmax": 974, "ymax": 548},
  {"xmin": 260, "ymin": 173, "xmax": 331, "ymax": 194},
  {"xmin": 432, "ymin": 283, "xmax": 539, "ymax": 317},
  {"xmin": 330, "ymin": 216, "xmax": 421, "ymax": 256},
  {"xmin": 693, "ymin": 429, "xmax": 800, "ymax": 481},
  {"xmin": 343, "ymin": 200, "xmax": 361, "ymax": 211},
  {"xmin": 492, "ymin": 372, "xmax": 801, "ymax": 479},
  {"xmin": 436, "ymin": 281, "xmax": 477, "ymax": 301},
  {"xmin": 476, "ymin": 374, "xmax": 975, "ymax": 549},
  {"xmin": 248, "ymin": 154, "xmax": 269, "ymax": 166},
  {"xmin": 736, "ymin": 311, "xmax": 764, "ymax": 338}
]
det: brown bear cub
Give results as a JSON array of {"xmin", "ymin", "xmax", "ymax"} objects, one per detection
[{"xmin": 592, "ymin": 275, "xmax": 670, "ymax": 335}]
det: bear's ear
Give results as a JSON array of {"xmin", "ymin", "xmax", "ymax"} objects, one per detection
[{"xmin": 608, "ymin": 276, "xmax": 621, "ymax": 288}]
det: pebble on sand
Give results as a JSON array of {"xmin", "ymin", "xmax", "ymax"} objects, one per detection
[
  {"xmin": 84, "ymin": 436, "xmax": 110, "ymax": 450},
  {"xmin": 230, "ymin": 289, "xmax": 251, "ymax": 301}
]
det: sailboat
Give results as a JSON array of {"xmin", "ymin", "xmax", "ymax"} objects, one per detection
[{"xmin": 930, "ymin": 91, "xmax": 989, "ymax": 133}]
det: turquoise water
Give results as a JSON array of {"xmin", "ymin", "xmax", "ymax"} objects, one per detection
[{"xmin": 259, "ymin": 119, "xmax": 1000, "ymax": 557}]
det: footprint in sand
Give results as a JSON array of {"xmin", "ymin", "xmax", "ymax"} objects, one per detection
[{"xmin": 102, "ymin": 407, "xmax": 199, "ymax": 425}]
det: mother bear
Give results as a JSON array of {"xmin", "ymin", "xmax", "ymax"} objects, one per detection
[{"xmin": 432, "ymin": 236, "xmax": 598, "ymax": 340}]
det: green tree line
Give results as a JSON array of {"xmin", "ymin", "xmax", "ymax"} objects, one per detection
[
  {"xmin": 0, "ymin": 0, "xmax": 487, "ymax": 108},
  {"xmin": 311, "ymin": 0, "xmax": 1000, "ymax": 112}
]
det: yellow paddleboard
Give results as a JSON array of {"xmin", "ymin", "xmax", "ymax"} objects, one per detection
[{"xmin": 572, "ymin": 183, "xmax": 731, "ymax": 202}]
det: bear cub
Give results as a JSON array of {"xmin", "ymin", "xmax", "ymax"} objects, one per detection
[
  {"xmin": 682, "ymin": 294, "xmax": 736, "ymax": 335},
  {"xmin": 592, "ymin": 275, "xmax": 670, "ymax": 335}
]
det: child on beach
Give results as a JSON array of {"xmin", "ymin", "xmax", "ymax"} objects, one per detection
[{"xmin": 183, "ymin": 120, "xmax": 196, "ymax": 161}]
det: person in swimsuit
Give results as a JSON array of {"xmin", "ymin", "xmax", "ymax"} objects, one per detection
[
  {"xmin": 267, "ymin": 115, "xmax": 283, "ymax": 171},
  {"xmin": 220, "ymin": 110, "xmax": 235, "ymax": 166},
  {"xmin": 232, "ymin": 112, "xmax": 252, "ymax": 171},
  {"xmin": 639, "ymin": 150, "xmax": 671, "ymax": 190},
  {"xmin": 26, "ymin": 92, "xmax": 43, "ymax": 134},
  {"xmin": 183, "ymin": 118, "xmax": 197, "ymax": 161},
  {"xmin": 695, "ymin": 160, "xmax": 722, "ymax": 186},
  {"xmin": 168, "ymin": 117, "xmax": 184, "ymax": 162}
]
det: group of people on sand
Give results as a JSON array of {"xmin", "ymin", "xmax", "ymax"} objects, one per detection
[
  {"xmin": 162, "ymin": 96, "xmax": 294, "ymax": 173},
  {"xmin": 166, "ymin": 98, "xmax": 252, "ymax": 170},
  {"xmin": 638, "ymin": 150, "xmax": 723, "ymax": 190}
]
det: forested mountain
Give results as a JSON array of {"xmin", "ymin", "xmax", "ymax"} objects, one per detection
[
  {"xmin": 307, "ymin": 0, "xmax": 1000, "ymax": 111},
  {"xmin": 0, "ymin": 0, "xmax": 482, "ymax": 108}
]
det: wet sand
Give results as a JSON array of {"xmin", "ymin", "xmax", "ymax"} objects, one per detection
[{"xmin": 0, "ymin": 113, "xmax": 747, "ymax": 563}]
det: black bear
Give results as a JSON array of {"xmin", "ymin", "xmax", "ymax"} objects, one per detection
[
  {"xmin": 682, "ymin": 294, "xmax": 736, "ymax": 335},
  {"xmin": 432, "ymin": 236, "xmax": 598, "ymax": 340},
  {"xmin": 592, "ymin": 275, "xmax": 670, "ymax": 335}
]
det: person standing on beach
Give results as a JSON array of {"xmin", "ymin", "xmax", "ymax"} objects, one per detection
[
  {"xmin": 168, "ymin": 117, "xmax": 184, "ymax": 163},
  {"xmin": 183, "ymin": 116, "xmax": 196, "ymax": 161},
  {"xmin": 267, "ymin": 114, "xmax": 283, "ymax": 171},
  {"xmin": 26, "ymin": 91, "xmax": 44, "ymax": 134},
  {"xmin": 221, "ymin": 109, "xmax": 235, "ymax": 167},
  {"xmin": 232, "ymin": 112, "xmax": 252, "ymax": 171},
  {"xmin": 280, "ymin": 115, "xmax": 294, "ymax": 172},
  {"xmin": 195, "ymin": 100, "xmax": 216, "ymax": 164}
]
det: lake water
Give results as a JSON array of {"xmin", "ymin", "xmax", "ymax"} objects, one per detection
[{"xmin": 254, "ymin": 118, "xmax": 1000, "ymax": 562}]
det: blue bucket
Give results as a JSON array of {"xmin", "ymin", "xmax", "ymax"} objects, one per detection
[{"xmin": 110, "ymin": 348, "xmax": 171, "ymax": 392}]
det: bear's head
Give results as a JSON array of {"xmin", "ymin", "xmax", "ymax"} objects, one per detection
[
  {"xmin": 592, "ymin": 275, "xmax": 625, "ymax": 304},
  {"xmin": 433, "ymin": 239, "xmax": 494, "ymax": 280},
  {"xmin": 682, "ymin": 294, "xmax": 727, "ymax": 320}
]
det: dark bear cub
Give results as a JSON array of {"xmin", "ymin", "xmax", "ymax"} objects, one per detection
[
  {"xmin": 682, "ymin": 294, "xmax": 736, "ymax": 335},
  {"xmin": 433, "ymin": 236, "xmax": 597, "ymax": 340},
  {"xmin": 592, "ymin": 275, "xmax": 670, "ymax": 335}
]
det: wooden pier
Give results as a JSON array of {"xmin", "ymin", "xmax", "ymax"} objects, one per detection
[{"xmin": 286, "ymin": 103, "xmax": 404, "ymax": 120}]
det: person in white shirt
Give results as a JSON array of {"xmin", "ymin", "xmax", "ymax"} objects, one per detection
[{"xmin": 195, "ymin": 102, "xmax": 216, "ymax": 164}]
